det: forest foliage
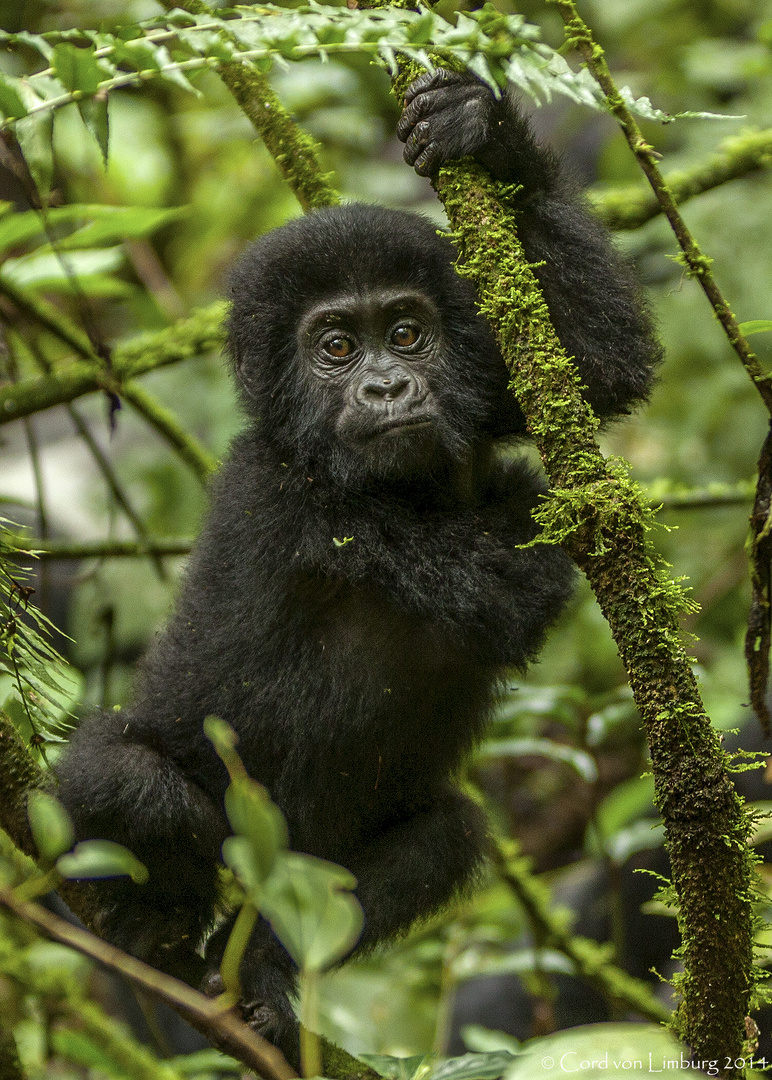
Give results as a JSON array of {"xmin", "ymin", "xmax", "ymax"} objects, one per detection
[{"xmin": 3, "ymin": 0, "xmax": 772, "ymax": 1078}]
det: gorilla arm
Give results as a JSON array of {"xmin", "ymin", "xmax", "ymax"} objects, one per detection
[{"xmin": 397, "ymin": 70, "xmax": 662, "ymax": 422}]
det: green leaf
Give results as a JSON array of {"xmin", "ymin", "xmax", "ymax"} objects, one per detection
[
  {"xmin": 15, "ymin": 113, "xmax": 54, "ymax": 197},
  {"xmin": 27, "ymin": 790, "xmax": 74, "ymax": 862},
  {"xmin": 57, "ymin": 840, "xmax": 149, "ymax": 883},
  {"xmin": 224, "ymin": 775, "xmax": 288, "ymax": 880},
  {"xmin": 478, "ymin": 737, "xmax": 597, "ymax": 782},
  {"xmin": 260, "ymin": 850, "xmax": 364, "ymax": 972},
  {"xmin": 0, "ymin": 72, "xmax": 28, "ymax": 121},
  {"xmin": 740, "ymin": 320, "xmax": 772, "ymax": 336}
]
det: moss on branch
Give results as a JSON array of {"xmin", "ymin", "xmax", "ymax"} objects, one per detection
[
  {"xmin": 594, "ymin": 129, "xmax": 772, "ymax": 231},
  {"xmin": 432, "ymin": 153, "xmax": 756, "ymax": 1071},
  {"xmin": 0, "ymin": 303, "xmax": 226, "ymax": 425},
  {"xmin": 391, "ymin": 59, "xmax": 760, "ymax": 1070}
]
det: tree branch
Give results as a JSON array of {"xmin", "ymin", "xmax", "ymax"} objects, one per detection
[
  {"xmin": 594, "ymin": 129, "xmax": 772, "ymax": 231},
  {"xmin": 0, "ymin": 303, "xmax": 226, "ymax": 424},
  {"xmin": 548, "ymin": 0, "xmax": 772, "ymax": 418},
  {"xmin": 387, "ymin": 55, "xmax": 758, "ymax": 1068}
]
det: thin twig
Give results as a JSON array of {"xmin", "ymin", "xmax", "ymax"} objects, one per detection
[
  {"xmin": 593, "ymin": 129, "xmax": 772, "ymax": 231},
  {"xmin": 0, "ymin": 888, "xmax": 298, "ymax": 1080},
  {"xmin": 548, "ymin": 0, "xmax": 772, "ymax": 415}
]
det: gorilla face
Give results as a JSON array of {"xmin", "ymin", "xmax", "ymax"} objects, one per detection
[
  {"xmin": 295, "ymin": 286, "xmax": 468, "ymax": 479},
  {"xmin": 227, "ymin": 204, "xmax": 509, "ymax": 484}
]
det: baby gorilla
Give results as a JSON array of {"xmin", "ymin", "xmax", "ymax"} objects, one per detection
[{"xmin": 57, "ymin": 71, "xmax": 661, "ymax": 1059}]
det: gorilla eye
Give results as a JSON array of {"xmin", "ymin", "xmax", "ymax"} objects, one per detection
[
  {"xmin": 391, "ymin": 324, "xmax": 420, "ymax": 348},
  {"xmin": 323, "ymin": 336, "xmax": 354, "ymax": 360}
]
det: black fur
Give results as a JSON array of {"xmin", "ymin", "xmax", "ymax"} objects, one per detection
[{"xmin": 56, "ymin": 71, "xmax": 661, "ymax": 1061}]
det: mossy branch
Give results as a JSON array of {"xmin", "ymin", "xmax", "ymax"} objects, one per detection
[
  {"xmin": 594, "ymin": 129, "xmax": 772, "ymax": 231},
  {"xmin": 492, "ymin": 841, "xmax": 671, "ymax": 1024},
  {"xmin": 547, "ymin": 0, "xmax": 772, "ymax": 417},
  {"xmin": 0, "ymin": 302, "xmax": 226, "ymax": 424},
  {"xmin": 389, "ymin": 63, "xmax": 758, "ymax": 1074},
  {"xmin": 160, "ymin": 0, "xmax": 339, "ymax": 211}
]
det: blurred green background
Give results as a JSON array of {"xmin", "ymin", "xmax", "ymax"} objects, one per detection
[{"xmin": 3, "ymin": 0, "xmax": 772, "ymax": 1066}]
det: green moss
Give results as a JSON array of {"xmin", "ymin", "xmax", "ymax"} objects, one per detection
[{"xmin": 416, "ymin": 135, "xmax": 759, "ymax": 1069}]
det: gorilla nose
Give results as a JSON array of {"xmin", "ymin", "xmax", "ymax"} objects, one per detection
[{"xmin": 359, "ymin": 374, "xmax": 413, "ymax": 403}]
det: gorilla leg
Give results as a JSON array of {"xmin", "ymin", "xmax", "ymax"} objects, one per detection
[
  {"xmin": 56, "ymin": 712, "xmax": 227, "ymax": 984},
  {"xmin": 349, "ymin": 784, "xmax": 490, "ymax": 949},
  {"xmin": 204, "ymin": 916, "xmax": 300, "ymax": 1064}
]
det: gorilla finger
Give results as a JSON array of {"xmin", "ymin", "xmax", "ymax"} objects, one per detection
[
  {"xmin": 396, "ymin": 89, "xmax": 442, "ymax": 142},
  {"xmin": 412, "ymin": 145, "xmax": 440, "ymax": 177},
  {"xmin": 402, "ymin": 120, "xmax": 432, "ymax": 166},
  {"xmin": 403, "ymin": 67, "xmax": 464, "ymax": 106}
]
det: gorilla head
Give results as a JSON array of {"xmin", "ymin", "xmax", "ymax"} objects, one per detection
[{"xmin": 227, "ymin": 204, "xmax": 516, "ymax": 484}]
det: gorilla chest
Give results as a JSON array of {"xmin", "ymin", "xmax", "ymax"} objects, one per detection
[{"xmin": 295, "ymin": 574, "xmax": 467, "ymax": 678}]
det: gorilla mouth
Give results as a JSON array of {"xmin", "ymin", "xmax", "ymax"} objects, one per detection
[{"xmin": 372, "ymin": 415, "xmax": 434, "ymax": 437}]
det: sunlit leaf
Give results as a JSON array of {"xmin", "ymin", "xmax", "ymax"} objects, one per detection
[
  {"xmin": 57, "ymin": 839, "xmax": 149, "ymax": 883},
  {"xmin": 27, "ymin": 790, "xmax": 74, "ymax": 862},
  {"xmin": 260, "ymin": 850, "xmax": 363, "ymax": 972}
]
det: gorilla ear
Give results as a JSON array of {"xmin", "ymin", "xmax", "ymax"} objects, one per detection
[{"xmin": 231, "ymin": 343, "xmax": 260, "ymax": 402}]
